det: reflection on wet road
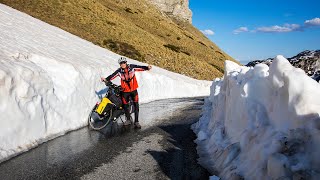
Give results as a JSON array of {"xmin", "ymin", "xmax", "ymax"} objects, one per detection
[{"xmin": 0, "ymin": 97, "xmax": 209, "ymax": 180}]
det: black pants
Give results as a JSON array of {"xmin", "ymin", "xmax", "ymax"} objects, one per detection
[{"xmin": 121, "ymin": 90, "xmax": 139, "ymax": 122}]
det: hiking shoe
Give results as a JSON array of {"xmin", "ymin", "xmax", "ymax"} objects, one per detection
[
  {"xmin": 134, "ymin": 122, "xmax": 141, "ymax": 129},
  {"xmin": 123, "ymin": 119, "xmax": 132, "ymax": 126}
]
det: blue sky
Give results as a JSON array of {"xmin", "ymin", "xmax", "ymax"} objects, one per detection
[{"xmin": 189, "ymin": 0, "xmax": 320, "ymax": 63}]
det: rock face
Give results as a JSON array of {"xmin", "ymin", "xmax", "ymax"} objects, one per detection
[
  {"xmin": 148, "ymin": 0, "xmax": 192, "ymax": 23},
  {"xmin": 246, "ymin": 50, "xmax": 320, "ymax": 82}
]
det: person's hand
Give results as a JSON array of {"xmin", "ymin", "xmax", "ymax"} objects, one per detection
[
  {"xmin": 148, "ymin": 65, "xmax": 152, "ymax": 70},
  {"xmin": 101, "ymin": 77, "xmax": 106, "ymax": 82}
]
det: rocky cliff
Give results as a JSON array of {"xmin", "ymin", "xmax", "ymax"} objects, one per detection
[{"xmin": 148, "ymin": 0, "xmax": 192, "ymax": 23}]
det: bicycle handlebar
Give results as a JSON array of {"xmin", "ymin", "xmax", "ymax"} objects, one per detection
[
  {"xmin": 104, "ymin": 81, "xmax": 113, "ymax": 86},
  {"xmin": 104, "ymin": 81, "xmax": 122, "ymax": 91}
]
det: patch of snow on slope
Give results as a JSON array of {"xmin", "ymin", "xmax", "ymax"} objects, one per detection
[
  {"xmin": 0, "ymin": 4, "xmax": 210, "ymax": 162},
  {"xmin": 192, "ymin": 56, "xmax": 320, "ymax": 179}
]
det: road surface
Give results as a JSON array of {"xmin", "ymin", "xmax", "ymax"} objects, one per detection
[{"xmin": 0, "ymin": 97, "xmax": 210, "ymax": 180}]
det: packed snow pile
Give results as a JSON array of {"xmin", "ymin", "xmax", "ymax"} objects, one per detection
[
  {"xmin": 0, "ymin": 4, "xmax": 210, "ymax": 162},
  {"xmin": 192, "ymin": 56, "xmax": 320, "ymax": 179},
  {"xmin": 246, "ymin": 50, "xmax": 320, "ymax": 82}
]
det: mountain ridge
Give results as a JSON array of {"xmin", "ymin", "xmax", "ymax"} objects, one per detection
[{"xmin": 0, "ymin": 0, "xmax": 236, "ymax": 80}]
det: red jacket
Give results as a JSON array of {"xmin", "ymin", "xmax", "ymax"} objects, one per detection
[{"xmin": 106, "ymin": 64, "xmax": 149, "ymax": 92}]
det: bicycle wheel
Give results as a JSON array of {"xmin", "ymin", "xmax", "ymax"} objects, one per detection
[{"xmin": 88, "ymin": 105, "xmax": 113, "ymax": 130}]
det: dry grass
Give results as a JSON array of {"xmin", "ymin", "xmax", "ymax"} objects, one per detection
[{"xmin": 1, "ymin": 0, "xmax": 238, "ymax": 80}]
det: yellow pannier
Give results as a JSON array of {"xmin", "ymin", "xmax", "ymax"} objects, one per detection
[{"xmin": 96, "ymin": 98, "xmax": 113, "ymax": 115}]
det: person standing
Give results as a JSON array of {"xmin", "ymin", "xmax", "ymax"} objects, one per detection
[{"xmin": 102, "ymin": 57, "xmax": 152, "ymax": 128}]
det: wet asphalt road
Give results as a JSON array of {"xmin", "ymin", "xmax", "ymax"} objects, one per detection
[{"xmin": 0, "ymin": 97, "xmax": 210, "ymax": 180}]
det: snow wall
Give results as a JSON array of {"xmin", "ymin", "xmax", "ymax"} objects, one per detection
[
  {"xmin": 192, "ymin": 56, "xmax": 320, "ymax": 179},
  {"xmin": 0, "ymin": 4, "xmax": 211, "ymax": 162}
]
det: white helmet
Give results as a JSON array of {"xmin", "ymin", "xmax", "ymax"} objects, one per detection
[{"xmin": 118, "ymin": 57, "xmax": 127, "ymax": 64}]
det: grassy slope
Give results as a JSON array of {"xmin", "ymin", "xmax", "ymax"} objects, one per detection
[{"xmin": 1, "ymin": 0, "xmax": 237, "ymax": 80}]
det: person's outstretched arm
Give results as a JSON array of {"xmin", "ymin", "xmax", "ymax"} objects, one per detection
[
  {"xmin": 101, "ymin": 68, "xmax": 120, "ymax": 82},
  {"xmin": 131, "ymin": 64, "xmax": 152, "ymax": 71}
]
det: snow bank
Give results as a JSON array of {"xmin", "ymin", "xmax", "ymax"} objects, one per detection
[
  {"xmin": 0, "ymin": 4, "xmax": 210, "ymax": 162},
  {"xmin": 192, "ymin": 56, "xmax": 320, "ymax": 179}
]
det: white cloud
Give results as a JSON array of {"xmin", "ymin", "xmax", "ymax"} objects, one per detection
[
  {"xmin": 232, "ymin": 18, "xmax": 319, "ymax": 35},
  {"xmin": 233, "ymin": 27, "xmax": 249, "ymax": 34},
  {"xmin": 201, "ymin": 29, "xmax": 215, "ymax": 36},
  {"xmin": 256, "ymin": 24, "xmax": 302, "ymax": 33},
  {"xmin": 305, "ymin": 18, "xmax": 320, "ymax": 26}
]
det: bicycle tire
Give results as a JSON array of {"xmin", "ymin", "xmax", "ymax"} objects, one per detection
[{"xmin": 88, "ymin": 105, "xmax": 113, "ymax": 130}]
